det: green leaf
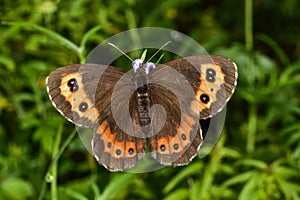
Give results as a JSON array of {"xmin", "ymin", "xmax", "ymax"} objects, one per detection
[
  {"xmin": 237, "ymin": 159, "xmax": 268, "ymax": 170},
  {"xmin": 221, "ymin": 170, "xmax": 257, "ymax": 188},
  {"xmin": 156, "ymin": 54, "xmax": 165, "ymax": 64},
  {"xmin": 273, "ymin": 166, "xmax": 298, "ymax": 179},
  {"xmin": 190, "ymin": 180, "xmax": 202, "ymax": 200},
  {"xmin": 163, "ymin": 188, "xmax": 189, "ymax": 200},
  {"xmin": 79, "ymin": 25, "xmax": 103, "ymax": 61},
  {"xmin": 0, "ymin": 55, "xmax": 15, "ymax": 72},
  {"xmin": 140, "ymin": 50, "xmax": 148, "ymax": 61},
  {"xmin": 256, "ymin": 33, "xmax": 290, "ymax": 65},
  {"xmin": 276, "ymin": 178, "xmax": 300, "ymax": 199},
  {"xmin": 1, "ymin": 177, "xmax": 34, "ymax": 200},
  {"xmin": 163, "ymin": 162, "xmax": 203, "ymax": 193},
  {"xmin": 99, "ymin": 173, "xmax": 137, "ymax": 200},
  {"xmin": 238, "ymin": 173, "xmax": 260, "ymax": 200},
  {"xmin": 2, "ymin": 21, "xmax": 81, "ymax": 57},
  {"xmin": 62, "ymin": 188, "xmax": 89, "ymax": 200}
]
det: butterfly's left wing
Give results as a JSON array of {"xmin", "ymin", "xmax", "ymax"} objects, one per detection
[
  {"xmin": 46, "ymin": 64, "xmax": 146, "ymax": 171},
  {"xmin": 148, "ymin": 55, "xmax": 237, "ymax": 166},
  {"xmin": 46, "ymin": 64, "xmax": 127, "ymax": 127}
]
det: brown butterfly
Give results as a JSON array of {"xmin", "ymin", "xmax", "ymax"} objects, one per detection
[{"xmin": 46, "ymin": 53, "xmax": 237, "ymax": 172}]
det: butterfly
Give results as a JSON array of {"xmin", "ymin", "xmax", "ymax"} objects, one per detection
[{"xmin": 46, "ymin": 51, "xmax": 237, "ymax": 172}]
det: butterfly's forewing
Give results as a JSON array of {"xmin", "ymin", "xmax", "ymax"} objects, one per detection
[
  {"xmin": 46, "ymin": 64, "xmax": 146, "ymax": 171},
  {"xmin": 163, "ymin": 55, "xmax": 238, "ymax": 119},
  {"xmin": 46, "ymin": 64, "xmax": 124, "ymax": 127}
]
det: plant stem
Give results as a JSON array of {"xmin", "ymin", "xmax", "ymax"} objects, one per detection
[
  {"xmin": 245, "ymin": 0, "xmax": 253, "ymax": 52},
  {"xmin": 247, "ymin": 105, "xmax": 257, "ymax": 153},
  {"xmin": 245, "ymin": 0, "xmax": 256, "ymax": 153},
  {"xmin": 50, "ymin": 123, "xmax": 63, "ymax": 200},
  {"xmin": 198, "ymin": 134, "xmax": 225, "ymax": 199},
  {"xmin": 245, "ymin": 0, "xmax": 254, "ymax": 85}
]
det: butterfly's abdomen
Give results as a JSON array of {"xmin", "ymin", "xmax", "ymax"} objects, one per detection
[
  {"xmin": 137, "ymin": 91, "xmax": 151, "ymax": 126},
  {"xmin": 135, "ymin": 72, "xmax": 151, "ymax": 126}
]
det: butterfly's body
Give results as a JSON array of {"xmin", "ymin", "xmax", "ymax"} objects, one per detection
[
  {"xmin": 46, "ymin": 55, "xmax": 237, "ymax": 171},
  {"xmin": 134, "ymin": 69, "xmax": 151, "ymax": 126}
]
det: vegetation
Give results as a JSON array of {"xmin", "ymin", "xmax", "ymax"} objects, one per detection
[{"xmin": 1, "ymin": 1, "xmax": 299, "ymax": 199}]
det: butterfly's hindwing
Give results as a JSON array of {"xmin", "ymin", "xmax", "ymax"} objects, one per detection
[
  {"xmin": 147, "ymin": 65, "xmax": 203, "ymax": 166},
  {"xmin": 92, "ymin": 117, "xmax": 146, "ymax": 172}
]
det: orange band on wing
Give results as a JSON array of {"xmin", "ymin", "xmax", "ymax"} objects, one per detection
[{"xmin": 60, "ymin": 73, "xmax": 99, "ymax": 122}]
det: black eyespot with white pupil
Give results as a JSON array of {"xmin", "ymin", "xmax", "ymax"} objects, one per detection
[
  {"xmin": 207, "ymin": 68, "xmax": 216, "ymax": 76},
  {"xmin": 79, "ymin": 102, "xmax": 88, "ymax": 112},
  {"xmin": 128, "ymin": 148, "xmax": 134, "ymax": 155},
  {"xmin": 67, "ymin": 78, "xmax": 79, "ymax": 92},
  {"xmin": 116, "ymin": 149, "xmax": 121, "ymax": 155},
  {"xmin": 206, "ymin": 68, "xmax": 216, "ymax": 82},
  {"xmin": 160, "ymin": 144, "xmax": 166, "ymax": 152},
  {"xmin": 173, "ymin": 143, "xmax": 179, "ymax": 150},
  {"xmin": 200, "ymin": 94, "xmax": 210, "ymax": 104},
  {"xmin": 67, "ymin": 78, "xmax": 76, "ymax": 86}
]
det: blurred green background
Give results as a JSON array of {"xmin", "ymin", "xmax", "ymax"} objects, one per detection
[{"xmin": 1, "ymin": 0, "xmax": 300, "ymax": 199}]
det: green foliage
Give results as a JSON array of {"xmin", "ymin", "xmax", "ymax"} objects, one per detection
[{"xmin": 1, "ymin": 0, "xmax": 299, "ymax": 199}]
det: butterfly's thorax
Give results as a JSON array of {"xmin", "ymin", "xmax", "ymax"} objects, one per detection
[{"xmin": 135, "ymin": 70, "xmax": 151, "ymax": 126}]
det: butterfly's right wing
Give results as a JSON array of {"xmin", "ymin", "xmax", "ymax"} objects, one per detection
[{"xmin": 147, "ymin": 55, "xmax": 237, "ymax": 166}]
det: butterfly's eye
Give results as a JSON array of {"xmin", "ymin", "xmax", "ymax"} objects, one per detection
[
  {"xmin": 132, "ymin": 59, "xmax": 144, "ymax": 73},
  {"xmin": 145, "ymin": 62, "xmax": 156, "ymax": 74}
]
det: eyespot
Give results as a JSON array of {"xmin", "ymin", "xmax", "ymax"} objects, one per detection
[
  {"xmin": 181, "ymin": 134, "xmax": 186, "ymax": 140},
  {"xmin": 200, "ymin": 94, "xmax": 210, "ymax": 104},
  {"xmin": 128, "ymin": 148, "xmax": 134, "ymax": 155},
  {"xmin": 70, "ymin": 85, "xmax": 79, "ymax": 92},
  {"xmin": 67, "ymin": 78, "xmax": 77, "ymax": 87},
  {"xmin": 116, "ymin": 149, "xmax": 121, "ymax": 155},
  {"xmin": 68, "ymin": 78, "xmax": 79, "ymax": 92},
  {"xmin": 160, "ymin": 144, "xmax": 166, "ymax": 152},
  {"xmin": 173, "ymin": 143, "xmax": 179, "ymax": 150},
  {"xmin": 206, "ymin": 68, "xmax": 216, "ymax": 76},
  {"xmin": 206, "ymin": 68, "xmax": 216, "ymax": 82},
  {"xmin": 79, "ymin": 102, "xmax": 88, "ymax": 112}
]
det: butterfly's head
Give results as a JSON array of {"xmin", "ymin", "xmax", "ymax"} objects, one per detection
[{"xmin": 132, "ymin": 59, "xmax": 155, "ymax": 75}]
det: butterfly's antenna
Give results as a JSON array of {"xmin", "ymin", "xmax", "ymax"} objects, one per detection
[
  {"xmin": 146, "ymin": 41, "xmax": 171, "ymax": 63},
  {"xmin": 108, "ymin": 42, "xmax": 133, "ymax": 62}
]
